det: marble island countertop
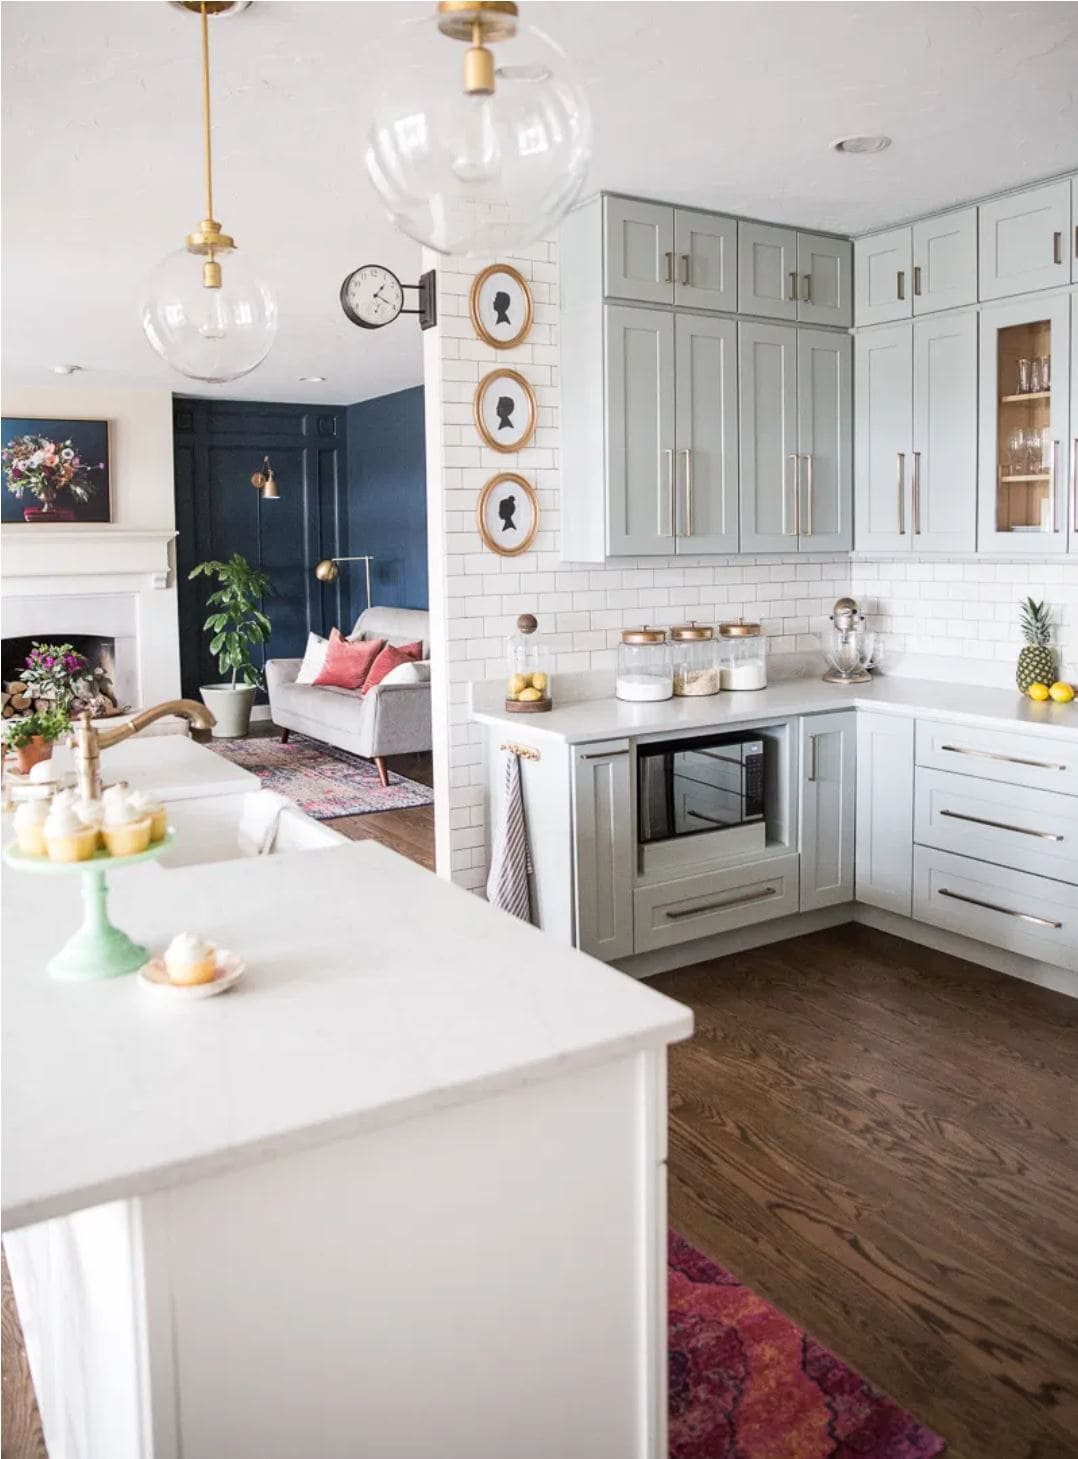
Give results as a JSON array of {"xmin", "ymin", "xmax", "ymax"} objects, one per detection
[
  {"xmin": 472, "ymin": 674, "xmax": 1078, "ymax": 745},
  {"xmin": 43, "ymin": 733, "xmax": 260, "ymax": 801},
  {"xmin": 1, "ymin": 840, "xmax": 692, "ymax": 1232}
]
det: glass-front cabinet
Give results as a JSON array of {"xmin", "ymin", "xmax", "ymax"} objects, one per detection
[{"xmin": 978, "ymin": 292, "xmax": 1073, "ymax": 554}]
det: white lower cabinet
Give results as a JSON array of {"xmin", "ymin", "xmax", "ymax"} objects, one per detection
[
  {"xmin": 855, "ymin": 712, "xmax": 914, "ymax": 915},
  {"xmin": 915, "ymin": 766, "xmax": 1078, "ymax": 885},
  {"xmin": 634, "ymin": 855, "xmax": 800, "ymax": 954},
  {"xmin": 572, "ymin": 740, "xmax": 635, "ymax": 961},
  {"xmin": 799, "ymin": 712, "xmax": 856, "ymax": 911}
]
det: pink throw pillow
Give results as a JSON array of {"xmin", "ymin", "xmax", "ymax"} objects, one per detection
[
  {"xmin": 312, "ymin": 630, "xmax": 386, "ymax": 690},
  {"xmin": 363, "ymin": 640, "xmax": 423, "ymax": 694}
]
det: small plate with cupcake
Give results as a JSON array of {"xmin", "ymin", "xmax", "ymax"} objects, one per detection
[{"xmin": 139, "ymin": 934, "xmax": 246, "ymax": 1000}]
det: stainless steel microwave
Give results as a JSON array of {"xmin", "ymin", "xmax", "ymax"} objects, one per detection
[{"xmin": 637, "ymin": 732, "xmax": 766, "ymax": 845}]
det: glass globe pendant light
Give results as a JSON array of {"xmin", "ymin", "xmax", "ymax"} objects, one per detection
[
  {"xmin": 141, "ymin": 1, "xmax": 277, "ymax": 384},
  {"xmin": 366, "ymin": 1, "xmax": 592, "ymax": 257}
]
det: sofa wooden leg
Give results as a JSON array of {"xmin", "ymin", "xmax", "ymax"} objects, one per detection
[
  {"xmin": 279, "ymin": 728, "xmax": 290, "ymax": 745},
  {"xmin": 375, "ymin": 756, "xmax": 390, "ymax": 788}
]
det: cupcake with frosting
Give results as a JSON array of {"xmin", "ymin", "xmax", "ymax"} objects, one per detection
[
  {"xmin": 127, "ymin": 788, "xmax": 168, "ymax": 843},
  {"xmin": 44, "ymin": 802, "xmax": 99, "ymax": 863},
  {"xmin": 164, "ymin": 932, "xmax": 217, "ymax": 986},
  {"xmin": 101, "ymin": 789, "xmax": 152, "ymax": 858},
  {"xmin": 76, "ymin": 797, "xmax": 106, "ymax": 847},
  {"xmin": 14, "ymin": 798, "xmax": 50, "ymax": 857}
]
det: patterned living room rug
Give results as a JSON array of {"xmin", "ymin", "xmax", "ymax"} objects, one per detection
[
  {"xmin": 205, "ymin": 733, "xmax": 435, "ymax": 820},
  {"xmin": 669, "ymin": 1232, "xmax": 946, "ymax": 1459}
]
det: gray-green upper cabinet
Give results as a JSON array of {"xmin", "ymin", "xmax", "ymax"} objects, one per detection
[
  {"xmin": 911, "ymin": 208, "xmax": 977, "ymax": 315},
  {"xmin": 603, "ymin": 196, "xmax": 675, "ymax": 305},
  {"xmin": 674, "ymin": 209, "xmax": 737, "ymax": 312},
  {"xmin": 911, "ymin": 310, "xmax": 978, "ymax": 553},
  {"xmin": 796, "ymin": 233, "xmax": 852, "ymax": 328},
  {"xmin": 1070, "ymin": 292, "xmax": 1077, "ymax": 554},
  {"xmin": 674, "ymin": 314, "xmax": 739, "ymax": 553},
  {"xmin": 854, "ymin": 226, "xmax": 912, "ymax": 327},
  {"xmin": 854, "ymin": 322, "xmax": 913, "ymax": 552},
  {"xmin": 978, "ymin": 180, "xmax": 1071, "ymax": 300},
  {"xmin": 1073, "ymin": 176, "xmax": 1078, "ymax": 283},
  {"xmin": 739, "ymin": 223, "xmax": 798, "ymax": 322},
  {"xmin": 604, "ymin": 304, "xmax": 676, "ymax": 556},
  {"xmin": 740, "ymin": 323, "xmax": 851, "ymax": 552}
]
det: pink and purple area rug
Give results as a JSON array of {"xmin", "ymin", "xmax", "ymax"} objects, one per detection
[
  {"xmin": 669, "ymin": 1232, "xmax": 946, "ymax": 1459},
  {"xmin": 205, "ymin": 733, "xmax": 434, "ymax": 820}
]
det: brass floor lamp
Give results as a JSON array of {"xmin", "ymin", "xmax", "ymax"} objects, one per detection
[{"xmin": 314, "ymin": 556, "xmax": 374, "ymax": 615}]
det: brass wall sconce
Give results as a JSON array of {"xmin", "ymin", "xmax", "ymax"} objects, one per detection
[
  {"xmin": 314, "ymin": 555, "xmax": 374, "ymax": 611},
  {"xmin": 250, "ymin": 456, "xmax": 279, "ymax": 500}
]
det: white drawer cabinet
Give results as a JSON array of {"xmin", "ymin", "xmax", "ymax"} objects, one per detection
[
  {"xmin": 915, "ymin": 718, "xmax": 1078, "ymax": 797},
  {"xmin": 914, "ymin": 846, "xmax": 1077, "ymax": 972},
  {"xmin": 915, "ymin": 767, "xmax": 1078, "ymax": 885},
  {"xmin": 856, "ymin": 712, "xmax": 914, "ymax": 915},
  {"xmin": 634, "ymin": 855, "xmax": 799, "ymax": 954}
]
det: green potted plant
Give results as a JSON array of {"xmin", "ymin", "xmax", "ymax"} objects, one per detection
[
  {"xmin": 189, "ymin": 553, "xmax": 274, "ymax": 738},
  {"xmin": 2, "ymin": 705, "xmax": 70, "ymax": 774}
]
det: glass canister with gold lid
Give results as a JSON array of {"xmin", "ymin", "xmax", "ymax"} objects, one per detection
[
  {"xmin": 671, "ymin": 621, "xmax": 720, "ymax": 697},
  {"xmin": 616, "ymin": 627, "xmax": 673, "ymax": 702},
  {"xmin": 718, "ymin": 618, "xmax": 768, "ymax": 690},
  {"xmin": 505, "ymin": 613, "xmax": 552, "ymax": 712}
]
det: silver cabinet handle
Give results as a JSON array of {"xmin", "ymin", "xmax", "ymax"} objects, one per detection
[
  {"xmin": 940, "ymin": 744, "xmax": 1067, "ymax": 772},
  {"xmin": 788, "ymin": 271, "xmax": 798, "ymax": 302},
  {"xmin": 912, "ymin": 450, "xmax": 922, "ymax": 534},
  {"xmin": 659, "ymin": 448, "xmax": 675, "ymax": 536},
  {"xmin": 678, "ymin": 447, "xmax": 694, "ymax": 536},
  {"xmin": 1053, "ymin": 231, "xmax": 1063, "ymax": 266},
  {"xmin": 680, "ymin": 253, "xmax": 691, "ymax": 287},
  {"xmin": 896, "ymin": 452, "xmax": 906, "ymax": 533},
  {"xmin": 939, "ymin": 808, "xmax": 1063, "ymax": 842},
  {"xmin": 663, "ymin": 250, "xmax": 675, "ymax": 284},
  {"xmin": 581, "ymin": 747, "xmax": 629, "ymax": 760},
  {"xmin": 938, "ymin": 887, "xmax": 1062, "ymax": 930},
  {"xmin": 784, "ymin": 454, "xmax": 799, "ymax": 535},
  {"xmin": 807, "ymin": 734, "xmax": 818, "ymax": 782},
  {"xmin": 801, "ymin": 273, "xmax": 812, "ymax": 303},
  {"xmin": 897, "ymin": 269, "xmax": 906, "ymax": 301},
  {"xmin": 802, "ymin": 454, "xmax": 814, "ymax": 536},
  {"xmin": 1050, "ymin": 441, "xmax": 1060, "ymax": 533},
  {"xmin": 1072, "ymin": 438, "xmax": 1078, "ymax": 533},
  {"xmin": 913, "ymin": 265, "xmax": 923, "ymax": 297},
  {"xmin": 665, "ymin": 886, "xmax": 778, "ymax": 921}
]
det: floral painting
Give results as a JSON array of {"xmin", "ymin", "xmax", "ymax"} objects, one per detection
[{"xmin": 1, "ymin": 417, "xmax": 111, "ymax": 523}]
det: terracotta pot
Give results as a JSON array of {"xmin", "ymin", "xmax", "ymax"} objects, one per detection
[{"xmin": 13, "ymin": 737, "xmax": 53, "ymax": 774}]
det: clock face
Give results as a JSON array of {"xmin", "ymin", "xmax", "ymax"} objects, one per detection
[{"xmin": 340, "ymin": 265, "xmax": 405, "ymax": 330}]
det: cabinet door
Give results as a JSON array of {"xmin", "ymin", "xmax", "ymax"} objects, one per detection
[
  {"xmin": 739, "ymin": 321, "xmax": 798, "ymax": 552},
  {"xmin": 603, "ymin": 196, "xmax": 675, "ymax": 305},
  {"xmin": 738, "ymin": 222, "xmax": 798, "ymax": 321},
  {"xmin": 605, "ymin": 305, "xmax": 676, "ymax": 557},
  {"xmin": 912, "ymin": 310, "xmax": 977, "ymax": 553},
  {"xmin": 799, "ymin": 712, "xmax": 856, "ymax": 912},
  {"xmin": 977, "ymin": 291, "xmax": 1071, "ymax": 555},
  {"xmin": 854, "ymin": 226, "xmax": 912, "ymax": 326},
  {"xmin": 796, "ymin": 328, "xmax": 852, "ymax": 551},
  {"xmin": 912, "ymin": 207, "xmax": 977, "ymax": 315},
  {"xmin": 796, "ymin": 233, "xmax": 852, "ymax": 327},
  {"xmin": 1073, "ymin": 176, "xmax": 1078, "ymax": 284},
  {"xmin": 1070, "ymin": 292, "xmax": 1078, "ymax": 556},
  {"xmin": 675, "ymin": 314, "xmax": 739, "ymax": 554},
  {"xmin": 855, "ymin": 712, "xmax": 913, "ymax": 916},
  {"xmin": 853, "ymin": 322, "xmax": 913, "ymax": 551},
  {"xmin": 572, "ymin": 741, "xmax": 634, "ymax": 962},
  {"xmin": 674, "ymin": 209, "xmax": 737, "ymax": 313},
  {"xmin": 978, "ymin": 180, "xmax": 1071, "ymax": 300}
]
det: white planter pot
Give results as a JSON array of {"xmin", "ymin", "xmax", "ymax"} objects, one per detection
[{"xmin": 199, "ymin": 684, "xmax": 258, "ymax": 739}]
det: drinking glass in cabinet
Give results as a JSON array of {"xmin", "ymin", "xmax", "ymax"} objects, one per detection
[
  {"xmin": 1017, "ymin": 357, "xmax": 1031, "ymax": 394},
  {"xmin": 995, "ymin": 318, "xmax": 1054, "ymax": 535}
]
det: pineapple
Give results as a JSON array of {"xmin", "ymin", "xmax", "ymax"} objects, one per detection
[{"xmin": 1016, "ymin": 598, "xmax": 1056, "ymax": 692}]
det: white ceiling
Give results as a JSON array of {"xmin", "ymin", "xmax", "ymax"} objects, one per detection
[{"xmin": 3, "ymin": 1, "xmax": 1077, "ymax": 406}]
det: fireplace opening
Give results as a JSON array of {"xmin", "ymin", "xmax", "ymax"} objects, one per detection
[{"xmin": 1, "ymin": 635, "xmax": 127, "ymax": 720}]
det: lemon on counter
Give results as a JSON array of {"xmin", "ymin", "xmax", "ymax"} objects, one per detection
[
  {"xmin": 1049, "ymin": 681, "xmax": 1075, "ymax": 704},
  {"xmin": 508, "ymin": 674, "xmax": 528, "ymax": 697},
  {"xmin": 1027, "ymin": 682, "xmax": 1050, "ymax": 701},
  {"xmin": 529, "ymin": 671, "xmax": 548, "ymax": 693},
  {"xmin": 518, "ymin": 687, "xmax": 542, "ymax": 702}
]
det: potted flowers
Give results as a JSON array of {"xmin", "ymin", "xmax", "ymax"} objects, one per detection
[
  {"xmin": 189, "ymin": 553, "xmax": 274, "ymax": 738},
  {"xmin": 2, "ymin": 706, "xmax": 70, "ymax": 774},
  {"xmin": 2, "ymin": 433, "xmax": 103, "ymax": 521}
]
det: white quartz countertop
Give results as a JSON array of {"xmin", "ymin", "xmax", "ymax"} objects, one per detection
[
  {"xmin": 47, "ymin": 734, "xmax": 259, "ymax": 801},
  {"xmin": 1, "ymin": 841, "xmax": 692, "ymax": 1231},
  {"xmin": 473, "ymin": 675, "xmax": 1078, "ymax": 745}
]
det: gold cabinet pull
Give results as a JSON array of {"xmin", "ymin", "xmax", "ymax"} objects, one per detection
[
  {"xmin": 784, "ymin": 454, "xmax": 799, "ymax": 535},
  {"xmin": 1053, "ymin": 231, "xmax": 1063, "ymax": 266},
  {"xmin": 680, "ymin": 253, "xmax": 691, "ymax": 287},
  {"xmin": 807, "ymin": 734, "xmax": 818, "ymax": 782},
  {"xmin": 1072, "ymin": 438, "xmax": 1078, "ymax": 533},
  {"xmin": 659, "ymin": 448, "xmax": 675, "ymax": 536},
  {"xmin": 939, "ymin": 744, "xmax": 1067, "ymax": 772},
  {"xmin": 801, "ymin": 273, "xmax": 812, "ymax": 303},
  {"xmin": 803, "ymin": 454, "xmax": 814, "ymax": 536},
  {"xmin": 788, "ymin": 271, "xmax": 798, "ymax": 302},
  {"xmin": 896, "ymin": 452, "xmax": 906, "ymax": 533},
  {"xmin": 678, "ymin": 447, "xmax": 694, "ymax": 536},
  {"xmin": 663, "ymin": 250, "xmax": 675, "ymax": 284},
  {"xmin": 897, "ymin": 269, "xmax": 906, "ymax": 301},
  {"xmin": 939, "ymin": 808, "xmax": 1063, "ymax": 841},
  {"xmin": 912, "ymin": 450, "xmax": 922, "ymax": 534},
  {"xmin": 665, "ymin": 886, "xmax": 778, "ymax": 920},
  {"xmin": 938, "ymin": 887, "xmax": 1062, "ymax": 930},
  {"xmin": 913, "ymin": 265, "xmax": 923, "ymax": 296}
]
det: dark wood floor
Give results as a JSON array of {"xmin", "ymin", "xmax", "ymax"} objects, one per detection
[{"xmin": 654, "ymin": 925, "xmax": 1078, "ymax": 1459}]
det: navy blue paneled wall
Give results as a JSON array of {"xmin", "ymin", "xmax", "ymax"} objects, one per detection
[
  {"xmin": 345, "ymin": 386, "xmax": 428, "ymax": 615},
  {"xmin": 173, "ymin": 399, "xmax": 349, "ymax": 700}
]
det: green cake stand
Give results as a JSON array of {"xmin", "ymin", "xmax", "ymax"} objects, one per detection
[{"xmin": 4, "ymin": 831, "xmax": 175, "ymax": 981}]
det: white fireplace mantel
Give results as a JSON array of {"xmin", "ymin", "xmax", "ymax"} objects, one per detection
[{"xmin": 1, "ymin": 527, "xmax": 177, "ymax": 586}]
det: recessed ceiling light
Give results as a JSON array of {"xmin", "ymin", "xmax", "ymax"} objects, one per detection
[
  {"xmin": 53, "ymin": 363, "xmax": 81, "ymax": 375},
  {"xmin": 299, "ymin": 375, "xmax": 326, "ymax": 383},
  {"xmin": 831, "ymin": 135, "xmax": 892, "ymax": 155}
]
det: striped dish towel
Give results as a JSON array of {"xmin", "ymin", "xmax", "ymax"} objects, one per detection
[{"xmin": 486, "ymin": 752, "xmax": 533, "ymax": 922}]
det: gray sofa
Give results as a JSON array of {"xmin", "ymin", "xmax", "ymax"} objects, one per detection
[{"xmin": 265, "ymin": 607, "xmax": 431, "ymax": 787}]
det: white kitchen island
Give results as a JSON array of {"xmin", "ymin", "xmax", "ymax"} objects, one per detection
[{"xmin": 2, "ymin": 824, "xmax": 692, "ymax": 1459}]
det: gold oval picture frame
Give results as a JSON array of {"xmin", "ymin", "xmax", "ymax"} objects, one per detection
[
  {"xmin": 477, "ymin": 472, "xmax": 539, "ymax": 557},
  {"xmin": 474, "ymin": 368, "xmax": 537, "ymax": 454},
  {"xmin": 469, "ymin": 263, "xmax": 533, "ymax": 350}
]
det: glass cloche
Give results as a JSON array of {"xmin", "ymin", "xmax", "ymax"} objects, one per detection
[{"xmin": 505, "ymin": 613, "xmax": 552, "ymax": 713}]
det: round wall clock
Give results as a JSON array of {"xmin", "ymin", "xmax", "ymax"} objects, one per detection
[{"xmin": 339, "ymin": 265, "xmax": 405, "ymax": 330}]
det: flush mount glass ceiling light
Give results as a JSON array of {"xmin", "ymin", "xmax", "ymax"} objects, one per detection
[
  {"xmin": 366, "ymin": 1, "xmax": 592, "ymax": 257},
  {"xmin": 141, "ymin": 1, "xmax": 277, "ymax": 384}
]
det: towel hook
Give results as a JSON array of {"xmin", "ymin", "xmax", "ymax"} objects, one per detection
[{"xmin": 500, "ymin": 741, "xmax": 540, "ymax": 761}]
